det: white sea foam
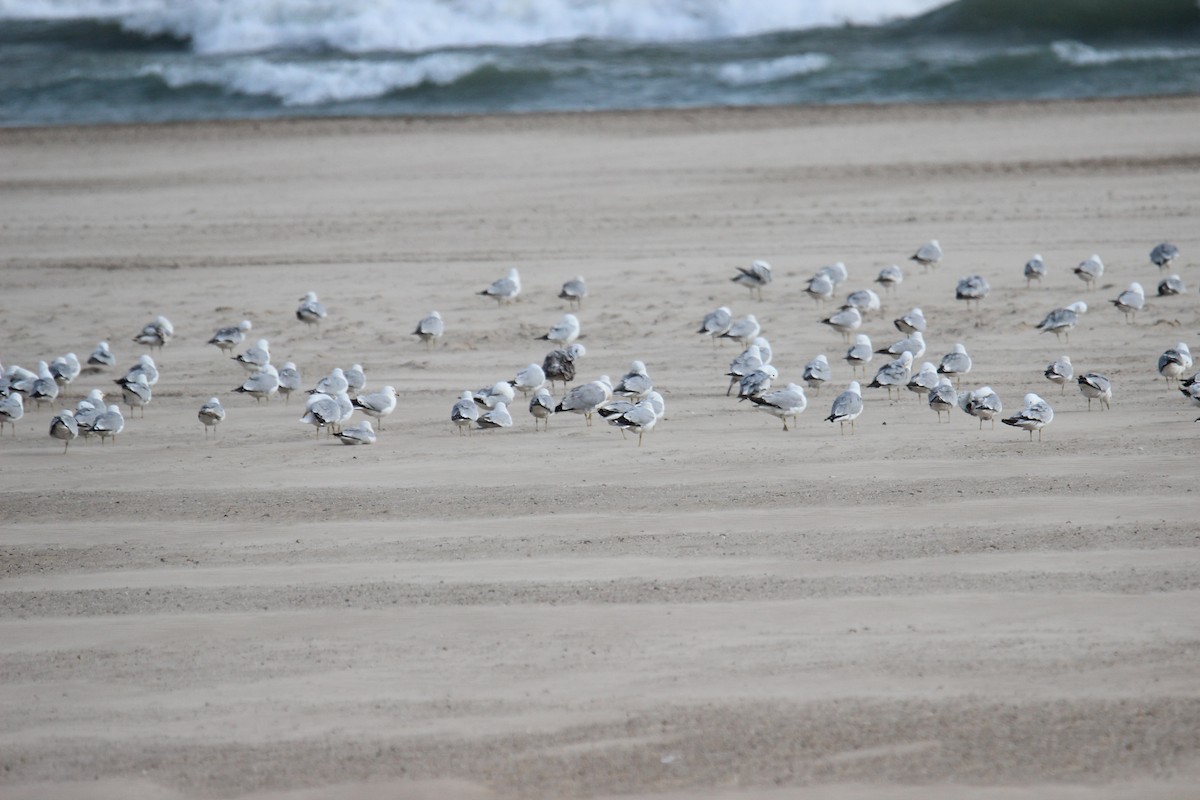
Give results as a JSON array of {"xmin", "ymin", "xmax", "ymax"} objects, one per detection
[
  {"xmin": 2, "ymin": 0, "xmax": 946, "ymax": 54},
  {"xmin": 1051, "ymin": 40, "xmax": 1200, "ymax": 67},
  {"xmin": 716, "ymin": 54, "xmax": 831, "ymax": 86},
  {"xmin": 142, "ymin": 52, "xmax": 491, "ymax": 105}
]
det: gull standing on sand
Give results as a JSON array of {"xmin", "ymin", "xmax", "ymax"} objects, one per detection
[
  {"xmin": 233, "ymin": 339, "xmax": 270, "ymax": 373},
  {"xmin": 1024, "ymin": 254, "xmax": 1046, "ymax": 287},
  {"xmin": 309, "ymin": 367, "xmax": 349, "ymax": 397},
  {"xmin": 28, "ymin": 362, "xmax": 60, "ymax": 408},
  {"xmin": 817, "ymin": 262, "xmax": 849, "ymax": 287},
  {"xmin": 803, "ymin": 354, "xmax": 832, "ymax": 395},
  {"xmin": 826, "ymin": 381, "xmax": 864, "ymax": 434},
  {"xmin": 1036, "ymin": 301, "xmax": 1087, "ymax": 343},
  {"xmin": 351, "ymin": 385, "xmax": 397, "ymax": 428},
  {"xmin": 1110, "ymin": 282, "xmax": 1145, "ymax": 323},
  {"xmin": 821, "ymin": 305, "xmax": 862, "ymax": 341},
  {"xmin": 845, "ymin": 289, "xmax": 882, "ymax": 316},
  {"xmin": 542, "ymin": 343, "xmax": 586, "ymax": 388},
  {"xmin": 117, "ymin": 372, "xmax": 151, "ymax": 416},
  {"xmin": 277, "ymin": 362, "xmax": 302, "ymax": 403},
  {"xmin": 955, "ymin": 275, "xmax": 990, "ymax": 308},
  {"xmin": 613, "ymin": 361, "xmax": 653, "ymax": 400},
  {"xmin": 479, "ymin": 268, "xmax": 521, "ymax": 304},
  {"xmin": 907, "ymin": 361, "xmax": 940, "ymax": 399},
  {"xmin": 877, "ymin": 330, "xmax": 925, "ymax": 359},
  {"xmin": 726, "ymin": 344, "xmax": 764, "ymax": 396},
  {"xmin": 1158, "ymin": 343, "xmax": 1192, "ymax": 386},
  {"xmin": 198, "ymin": 397, "xmax": 225, "ymax": 437},
  {"xmin": 49, "ymin": 409, "xmax": 78, "ymax": 452},
  {"xmin": 737, "ymin": 364, "xmax": 778, "ymax": 401},
  {"xmin": 844, "ymin": 334, "xmax": 873, "ymax": 376},
  {"xmin": 1077, "ymin": 372, "xmax": 1112, "ymax": 410},
  {"xmin": 477, "ymin": 400, "xmax": 513, "ymax": 430},
  {"xmin": 538, "ymin": 313, "xmax": 581, "ymax": 346},
  {"xmin": 207, "ymin": 320, "xmax": 252, "ymax": 353},
  {"xmin": 805, "ymin": 273, "xmax": 834, "ymax": 305},
  {"xmin": 1044, "ymin": 355, "xmax": 1074, "ymax": 395},
  {"xmin": 928, "ymin": 377, "xmax": 957, "ymax": 422},
  {"xmin": 73, "ymin": 390, "xmax": 104, "ymax": 435},
  {"xmin": 720, "ymin": 314, "xmax": 761, "ymax": 346},
  {"xmin": 88, "ymin": 340, "xmax": 116, "ymax": 367},
  {"xmin": 1073, "ymin": 254, "xmax": 1104, "ymax": 290},
  {"xmin": 1157, "ymin": 275, "xmax": 1187, "ymax": 297},
  {"xmin": 529, "ymin": 387, "xmax": 555, "ymax": 430},
  {"xmin": 335, "ymin": 419, "xmax": 377, "ymax": 445},
  {"xmin": 555, "ymin": 376, "xmax": 612, "ymax": 426},
  {"xmin": 49, "ymin": 353, "xmax": 81, "ymax": 388},
  {"xmin": 894, "ymin": 307, "xmax": 927, "ymax": 335},
  {"xmin": 559, "ymin": 276, "xmax": 588, "ymax": 308},
  {"xmin": 473, "ymin": 381, "xmax": 515, "ymax": 410},
  {"xmin": 959, "ymin": 386, "xmax": 1003, "ymax": 429},
  {"xmin": 413, "ymin": 310, "xmax": 444, "ymax": 346},
  {"xmin": 0, "ymin": 393, "xmax": 23, "ymax": 435},
  {"xmin": 937, "ymin": 343, "xmax": 972, "ymax": 387},
  {"xmin": 510, "ymin": 363, "xmax": 546, "ymax": 396},
  {"xmin": 868, "ymin": 351, "xmax": 913, "ymax": 399},
  {"xmin": 1151, "ymin": 242, "xmax": 1180, "ymax": 270},
  {"xmin": 300, "ymin": 393, "xmax": 339, "ymax": 435},
  {"xmin": 234, "ymin": 365, "xmax": 280, "ymax": 404},
  {"xmin": 731, "ymin": 260, "xmax": 772, "ymax": 300},
  {"xmin": 344, "ymin": 364, "xmax": 367, "ymax": 396},
  {"xmin": 1179, "ymin": 379, "xmax": 1200, "ymax": 411},
  {"xmin": 748, "ymin": 383, "xmax": 807, "ymax": 431},
  {"xmin": 450, "ymin": 390, "xmax": 479, "ymax": 434},
  {"xmin": 296, "ymin": 291, "xmax": 327, "ymax": 327},
  {"xmin": 910, "ymin": 240, "xmax": 942, "ymax": 269},
  {"xmin": 92, "ymin": 404, "xmax": 125, "ymax": 443},
  {"xmin": 606, "ymin": 398, "xmax": 658, "ymax": 445},
  {"xmin": 133, "ymin": 315, "xmax": 173, "ymax": 350},
  {"xmin": 875, "ymin": 264, "xmax": 903, "ymax": 294},
  {"xmin": 697, "ymin": 306, "xmax": 733, "ymax": 344},
  {"xmin": 1003, "ymin": 393, "xmax": 1054, "ymax": 441}
]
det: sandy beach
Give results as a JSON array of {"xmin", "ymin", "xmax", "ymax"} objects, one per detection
[{"xmin": 2, "ymin": 97, "xmax": 1199, "ymax": 799}]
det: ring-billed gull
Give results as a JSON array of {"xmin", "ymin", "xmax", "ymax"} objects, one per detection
[
  {"xmin": 473, "ymin": 381, "xmax": 515, "ymax": 410},
  {"xmin": 1110, "ymin": 282, "xmax": 1145, "ymax": 323},
  {"xmin": 1077, "ymin": 372, "xmax": 1112, "ymax": 410},
  {"xmin": 344, "ymin": 364, "xmax": 367, "ymax": 396},
  {"xmin": 450, "ymin": 390, "xmax": 479, "ymax": 435},
  {"xmin": 29, "ymin": 362, "xmax": 60, "ymax": 408},
  {"xmin": 876, "ymin": 330, "xmax": 925, "ymax": 359},
  {"xmin": 559, "ymin": 276, "xmax": 588, "ymax": 308},
  {"xmin": 894, "ymin": 307, "xmax": 927, "ymax": 335},
  {"xmin": 333, "ymin": 392, "xmax": 354, "ymax": 433},
  {"xmin": 1036, "ymin": 301, "xmax": 1087, "ymax": 343},
  {"xmin": 509, "ymin": 363, "xmax": 547, "ymax": 395},
  {"xmin": 749, "ymin": 382, "xmax": 807, "ymax": 431},
  {"xmin": 233, "ymin": 365, "xmax": 280, "ymax": 404},
  {"xmin": 117, "ymin": 372, "xmax": 151, "ymax": 416},
  {"xmin": 874, "ymin": 265, "xmax": 903, "ymax": 294},
  {"xmin": 413, "ymin": 310, "xmax": 444, "ymax": 347},
  {"xmin": 732, "ymin": 260, "xmax": 772, "ymax": 301},
  {"xmin": 479, "ymin": 268, "xmax": 521, "ymax": 304},
  {"xmin": 49, "ymin": 409, "xmax": 78, "ymax": 452},
  {"xmin": 477, "ymin": 400, "xmax": 513, "ymax": 430},
  {"xmin": 844, "ymin": 334, "xmax": 873, "ymax": 376},
  {"xmin": 959, "ymin": 386, "xmax": 1003, "ymax": 429},
  {"xmin": 351, "ymin": 385, "xmax": 397, "ymax": 428},
  {"xmin": 73, "ymin": 390, "xmax": 105, "ymax": 436},
  {"xmin": 805, "ymin": 273, "xmax": 834, "ymax": 305},
  {"xmin": 49, "ymin": 353, "xmax": 81, "ymax": 388},
  {"xmin": 937, "ymin": 343, "xmax": 972, "ymax": 387},
  {"xmin": 88, "ymin": 341, "xmax": 115, "ymax": 367},
  {"xmin": 1044, "ymin": 355, "xmax": 1074, "ymax": 395},
  {"xmin": 233, "ymin": 339, "xmax": 271, "ymax": 373},
  {"xmin": 726, "ymin": 345, "xmax": 764, "ymax": 396},
  {"xmin": 606, "ymin": 398, "xmax": 658, "ymax": 445},
  {"xmin": 309, "ymin": 367, "xmax": 348, "ymax": 396},
  {"xmin": 1157, "ymin": 343, "xmax": 1192, "ymax": 386},
  {"xmin": 300, "ymin": 392, "xmax": 340, "ymax": 435},
  {"xmin": 1003, "ymin": 393, "xmax": 1054, "ymax": 441},
  {"xmin": 529, "ymin": 387, "xmax": 555, "ymax": 430},
  {"xmin": 697, "ymin": 306, "xmax": 733, "ymax": 345},
  {"xmin": 1150, "ymin": 242, "xmax": 1180, "ymax": 270},
  {"xmin": 277, "ymin": 362, "xmax": 302, "ymax": 404},
  {"xmin": 646, "ymin": 390, "xmax": 666, "ymax": 423},
  {"xmin": 803, "ymin": 354, "xmax": 832, "ymax": 395},
  {"xmin": 928, "ymin": 377, "xmax": 957, "ymax": 422},
  {"xmin": 845, "ymin": 289, "xmax": 881, "ymax": 316},
  {"xmin": 198, "ymin": 397, "xmax": 225, "ymax": 437},
  {"xmin": 208, "ymin": 320, "xmax": 252, "ymax": 353},
  {"xmin": 91, "ymin": 404, "xmax": 125, "ymax": 443},
  {"xmin": 614, "ymin": 361, "xmax": 653, "ymax": 400},
  {"xmin": 816, "ymin": 262, "xmax": 849, "ymax": 286},
  {"xmin": 296, "ymin": 292, "xmax": 327, "ymax": 327},
  {"xmin": 133, "ymin": 315, "xmax": 173, "ymax": 351},
  {"xmin": 907, "ymin": 361, "xmax": 940, "ymax": 399},
  {"xmin": 910, "ymin": 240, "xmax": 942, "ymax": 269},
  {"xmin": 1179, "ymin": 378, "xmax": 1200, "ymax": 412},
  {"xmin": 538, "ymin": 313, "xmax": 581, "ymax": 346},
  {"xmin": 1073, "ymin": 254, "xmax": 1104, "ymax": 290},
  {"xmin": 750, "ymin": 336, "xmax": 772, "ymax": 365},
  {"xmin": 0, "ymin": 393, "xmax": 24, "ymax": 436},
  {"xmin": 955, "ymin": 275, "xmax": 990, "ymax": 308},
  {"xmin": 737, "ymin": 365, "xmax": 778, "ymax": 401},
  {"xmin": 821, "ymin": 305, "xmax": 862, "ymax": 341},
  {"xmin": 1157, "ymin": 275, "xmax": 1187, "ymax": 296},
  {"xmin": 720, "ymin": 314, "xmax": 761, "ymax": 346},
  {"xmin": 335, "ymin": 419, "xmax": 377, "ymax": 445},
  {"xmin": 542, "ymin": 343, "xmax": 586, "ymax": 388},
  {"xmin": 555, "ymin": 376, "xmax": 612, "ymax": 426},
  {"xmin": 825, "ymin": 381, "xmax": 864, "ymax": 434},
  {"xmin": 868, "ymin": 351, "xmax": 913, "ymax": 399},
  {"xmin": 1024, "ymin": 254, "xmax": 1046, "ymax": 287}
]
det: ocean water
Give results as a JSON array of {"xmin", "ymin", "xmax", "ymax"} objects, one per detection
[{"xmin": 2, "ymin": 0, "xmax": 1199, "ymax": 127}]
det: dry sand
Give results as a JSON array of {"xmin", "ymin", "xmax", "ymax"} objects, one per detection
[{"xmin": 1, "ymin": 98, "xmax": 1199, "ymax": 799}]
